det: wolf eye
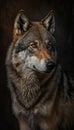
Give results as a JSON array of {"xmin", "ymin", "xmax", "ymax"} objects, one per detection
[{"xmin": 30, "ymin": 43, "xmax": 38, "ymax": 48}]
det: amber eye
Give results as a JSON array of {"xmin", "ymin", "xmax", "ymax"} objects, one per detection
[{"xmin": 30, "ymin": 42, "xmax": 38, "ymax": 48}]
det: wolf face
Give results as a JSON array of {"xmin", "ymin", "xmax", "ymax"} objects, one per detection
[{"xmin": 12, "ymin": 10, "xmax": 57, "ymax": 73}]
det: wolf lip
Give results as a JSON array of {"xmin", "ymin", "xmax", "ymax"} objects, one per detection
[
  {"xmin": 33, "ymin": 65, "xmax": 36, "ymax": 69},
  {"xmin": 32, "ymin": 65, "xmax": 46, "ymax": 73}
]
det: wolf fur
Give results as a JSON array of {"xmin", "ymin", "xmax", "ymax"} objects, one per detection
[{"xmin": 6, "ymin": 10, "xmax": 74, "ymax": 130}]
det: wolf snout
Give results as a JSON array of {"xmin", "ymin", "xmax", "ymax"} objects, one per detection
[{"xmin": 46, "ymin": 61, "xmax": 55, "ymax": 71}]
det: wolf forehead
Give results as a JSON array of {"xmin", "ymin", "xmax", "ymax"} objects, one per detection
[{"xmin": 15, "ymin": 23, "xmax": 56, "ymax": 46}]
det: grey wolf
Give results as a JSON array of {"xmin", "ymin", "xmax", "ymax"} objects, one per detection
[{"xmin": 6, "ymin": 10, "xmax": 74, "ymax": 130}]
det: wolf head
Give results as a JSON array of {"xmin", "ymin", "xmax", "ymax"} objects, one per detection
[{"xmin": 11, "ymin": 10, "xmax": 57, "ymax": 73}]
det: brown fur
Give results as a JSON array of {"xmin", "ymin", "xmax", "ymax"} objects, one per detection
[{"xmin": 13, "ymin": 29, "xmax": 21, "ymax": 42}]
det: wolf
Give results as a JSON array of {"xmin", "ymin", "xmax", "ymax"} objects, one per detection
[{"xmin": 6, "ymin": 10, "xmax": 74, "ymax": 130}]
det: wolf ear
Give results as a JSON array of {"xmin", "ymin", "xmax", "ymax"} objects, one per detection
[
  {"xmin": 14, "ymin": 10, "xmax": 30, "ymax": 35},
  {"xmin": 41, "ymin": 10, "xmax": 55, "ymax": 34}
]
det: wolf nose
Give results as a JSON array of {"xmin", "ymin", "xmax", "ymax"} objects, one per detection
[{"xmin": 46, "ymin": 61, "xmax": 55, "ymax": 70}]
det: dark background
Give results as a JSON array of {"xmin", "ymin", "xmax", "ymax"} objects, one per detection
[{"xmin": 0, "ymin": 0, "xmax": 74, "ymax": 130}]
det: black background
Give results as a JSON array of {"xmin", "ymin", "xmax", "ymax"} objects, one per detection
[{"xmin": 0, "ymin": 0, "xmax": 74, "ymax": 130}]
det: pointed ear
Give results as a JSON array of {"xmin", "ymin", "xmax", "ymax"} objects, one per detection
[
  {"xmin": 14, "ymin": 10, "xmax": 30, "ymax": 35},
  {"xmin": 41, "ymin": 10, "xmax": 55, "ymax": 34}
]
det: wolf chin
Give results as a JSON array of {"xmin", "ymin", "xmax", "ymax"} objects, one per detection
[{"xmin": 6, "ymin": 10, "xmax": 74, "ymax": 130}]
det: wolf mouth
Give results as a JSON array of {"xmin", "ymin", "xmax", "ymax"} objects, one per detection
[
  {"xmin": 33, "ymin": 64, "xmax": 56, "ymax": 73},
  {"xmin": 33, "ymin": 65, "xmax": 46, "ymax": 73}
]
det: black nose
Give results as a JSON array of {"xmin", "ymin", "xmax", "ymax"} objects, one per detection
[{"xmin": 46, "ymin": 61, "xmax": 55, "ymax": 71}]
